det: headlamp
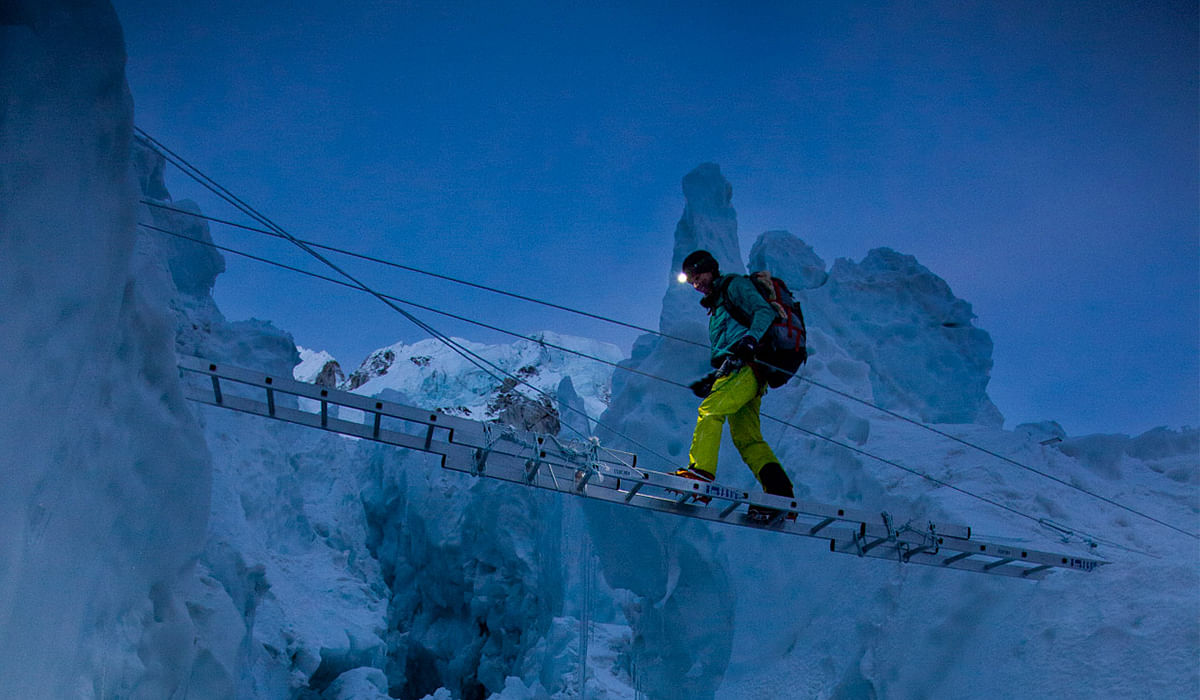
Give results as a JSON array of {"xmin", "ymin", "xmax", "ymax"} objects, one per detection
[{"xmin": 677, "ymin": 272, "xmax": 689, "ymax": 284}]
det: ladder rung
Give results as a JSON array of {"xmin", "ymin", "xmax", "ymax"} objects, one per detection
[
  {"xmin": 903, "ymin": 545, "xmax": 933, "ymax": 561},
  {"xmin": 809, "ymin": 517, "xmax": 836, "ymax": 535},
  {"xmin": 860, "ymin": 537, "xmax": 888, "ymax": 554},
  {"xmin": 943, "ymin": 551, "xmax": 974, "ymax": 566},
  {"xmin": 178, "ymin": 355, "xmax": 1111, "ymax": 581}
]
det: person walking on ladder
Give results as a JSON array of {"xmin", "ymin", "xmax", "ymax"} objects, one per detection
[{"xmin": 676, "ymin": 249, "xmax": 795, "ymax": 521}]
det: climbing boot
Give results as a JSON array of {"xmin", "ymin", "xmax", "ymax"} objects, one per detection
[
  {"xmin": 672, "ymin": 466, "xmax": 715, "ymax": 504},
  {"xmin": 748, "ymin": 462, "xmax": 796, "ymax": 522}
]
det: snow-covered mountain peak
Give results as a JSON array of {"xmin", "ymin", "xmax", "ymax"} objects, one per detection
[
  {"xmin": 339, "ymin": 331, "xmax": 621, "ymax": 432},
  {"xmin": 295, "ymin": 347, "xmax": 345, "ymax": 388}
]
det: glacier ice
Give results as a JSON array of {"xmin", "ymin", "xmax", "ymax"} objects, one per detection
[
  {"xmin": 1, "ymin": 3, "xmax": 1197, "ymax": 698},
  {"xmin": 1, "ymin": 1, "xmax": 211, "ymax": 697}
]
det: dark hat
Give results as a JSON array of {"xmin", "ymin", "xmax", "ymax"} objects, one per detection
[{"xmin": 680, "ymin": 250, "xmax": 719, "ymax": 280}]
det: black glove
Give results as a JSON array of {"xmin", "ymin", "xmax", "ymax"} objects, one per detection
[
  {"xmin": 729, "ymin": 335, "xmax": 758, "ymax": 362},
  {"xmin": 689, "ymin": 373, "xmax": 717, "ymax": 398}
]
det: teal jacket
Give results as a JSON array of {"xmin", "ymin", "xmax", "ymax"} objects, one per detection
[{"xmin": 701, "ymin": 274, "xmax": 776, "ymax": 367}]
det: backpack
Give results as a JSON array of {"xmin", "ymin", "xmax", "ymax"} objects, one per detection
[{"xmin": 720, "ymin": 271, "xmax": 808, "ymax": 388}]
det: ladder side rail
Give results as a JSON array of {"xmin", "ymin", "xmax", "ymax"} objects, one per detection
[
  {"xmin": 829, "ymin": 525, "xmax": 1106, "ymax": 575},
  {"xmin": 180, "ymin": 356, "xmax": 640, "ymax": 469},
  {"xmin": 175, "ymin": 359, "xmax": 629, "ymax": 480},
  {"xmin": 179, "ymin": 356, "xmax": 488, "ymax": 444},
  {"xmin": 876, "ymin": 528, "xmax": 1108, "ymax": 572},
  {"xmin": 447, "ymin": 453, "xmax": 1056, "ymax": 580},
  {"xmin": 623, "ymin": 468, "xmax": 974, "ymax": 541},
  {"xmin": 547, "ymin": 459, "xmax": 1108, "ymax": 574},
  {"xmin": 828, "ymin": 534, "xmax": 1054, "ymax": 580},
  {"xmin": 767, "ymin": 496, "xmax": 971, "ymax": 541},
  {"xmin": 180, "ymin": 357, "xmax": 1109, "ymax": 579},
  {"xmin": 183, "ymin": 383, "xmax": 477, "ymax": 469}
]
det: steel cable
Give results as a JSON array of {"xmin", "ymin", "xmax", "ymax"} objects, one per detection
[{"xmin": 134, "ymin": 128, "xmax": 1197, "ymax": 544}]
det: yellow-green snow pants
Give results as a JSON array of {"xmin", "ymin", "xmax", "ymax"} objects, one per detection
[{"xmin": 687, "ymin": 365, "xmax": 779, "ymax": 478}]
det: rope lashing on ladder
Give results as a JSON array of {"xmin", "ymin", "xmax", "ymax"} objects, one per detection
[
  {"xmin": 573, "ymin": 436, "xmax": 605, "ymax": 493},
  {"xmin": 850, "ymin": 511, "xmax": 939, "ymax": 562},
  {"xmin": 474, "ymin": 422, "xmax": 502, "ymax": 476}
]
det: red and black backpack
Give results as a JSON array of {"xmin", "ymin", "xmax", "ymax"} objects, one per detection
[{"xmin": 719, "ymin": 271, "xmax": 808, "ymax": 388}]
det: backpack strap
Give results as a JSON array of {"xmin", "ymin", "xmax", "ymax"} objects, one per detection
[{"xmin": 715, "ymin": 275, "xmax": 754, "ymax": 329}]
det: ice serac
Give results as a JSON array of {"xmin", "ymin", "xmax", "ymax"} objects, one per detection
[
  {"xmin": 587, "ymin": 165, "xmax": 751, "ymax": 699},
  {"xmin": 134, "ymin": 143, "xmax": 297, "ymax": 376},
  {"xmin": 824, "ymin": 247, "xmax": 1002, "ymax": 425},
  {"xmin": 659, "ymin": 163, "xmax": 745, "ymax": 341},
  {"xmin": 749, "ymin": 230, "xmax": 1002, "ymax": 426},
  {"xmin": 0, "ymin": 2, "xmax": 211, "ymax": 697},
  {"xmin": 747, "ymin": 229, "xmax": 828, "ymax": 291}
]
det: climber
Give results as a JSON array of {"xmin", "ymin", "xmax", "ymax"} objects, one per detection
[{"xmin": 675, "ymin": 249, "xmax": 796, "ymax": 521}]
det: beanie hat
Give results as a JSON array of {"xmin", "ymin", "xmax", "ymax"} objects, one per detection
[{"xmin": 680, "ymin": 250, "xmax": 719, "ymax": 280}]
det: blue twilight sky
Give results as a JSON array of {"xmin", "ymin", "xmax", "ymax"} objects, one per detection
[{"xmin": 113, "ymin": 0, "xmax": 1197, "ymax": 437}]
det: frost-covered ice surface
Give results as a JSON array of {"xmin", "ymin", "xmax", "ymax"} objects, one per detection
[{"xmin": 2, "ymin": 2, "xmax": 1197, "ymax": 698}]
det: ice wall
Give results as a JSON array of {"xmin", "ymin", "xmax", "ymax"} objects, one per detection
[
  {"xmin": 0, "ymin": 2, "xmax": 211, "ymax": 697},
  {"xmin": 136, "ymin": 161, "xmax": 626, "ymax": 696}
]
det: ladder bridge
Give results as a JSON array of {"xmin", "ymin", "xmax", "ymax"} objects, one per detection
[{"xmin": 178, "ymin": 356, "xmax": 1107, "ymax": 580}]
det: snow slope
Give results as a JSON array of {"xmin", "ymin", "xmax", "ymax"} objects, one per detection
[{"xmin": 1, "ymin": 3, "xmax": 1196, "ymax": 698}]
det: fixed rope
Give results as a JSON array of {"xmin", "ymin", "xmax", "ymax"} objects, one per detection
[
  {"xmin": 135, "ymin": 129, "xmax": 681, "ymax": 472},
  {"xmin": 135, "ymin": 128, "xmax": 1197, "ymax": 544},
  {"xmin": 139, "ymin": 222, "xmax": 1164, "ymax": 557}
]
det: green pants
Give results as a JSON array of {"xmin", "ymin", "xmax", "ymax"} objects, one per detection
[{"xmin": 688, "ymin": 365, "xmax": 779, "ymax": 478}]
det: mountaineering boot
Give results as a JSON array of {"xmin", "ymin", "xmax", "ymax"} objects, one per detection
[
  {"xmin": 748, "ymin": 462, "xmax": 796, "ymax": 522},
  {"xmin": 672, "ymin": 466, "xmax": 715, "ymax": 504},
  {"xmin": 758, "ymin": 462, "xmax": 794, "ymax": 497}
]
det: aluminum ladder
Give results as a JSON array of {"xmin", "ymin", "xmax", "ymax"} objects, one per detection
[{"xmin": 178, "ymin": 355, "xmax": 1108, "ymax": 580}]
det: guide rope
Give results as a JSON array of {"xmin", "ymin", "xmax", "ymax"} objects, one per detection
[
  {"xmin": 142, "ymin": 223, "xmax": 1165, "ymax": 557},
  {"xmin": 135, "ymin": 128, "xmax": 682, "ymax": 473},
  {"xmin": 134, "ymin": 128, "xmax": 1197, "ymax": 545},
  {"xmin": 140, "ymin": 197, "xmax": 1189, "ymax": 535},
  {"xmin": 140, "ymin": 199, "xmax": 668, "ymax": 341}
]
